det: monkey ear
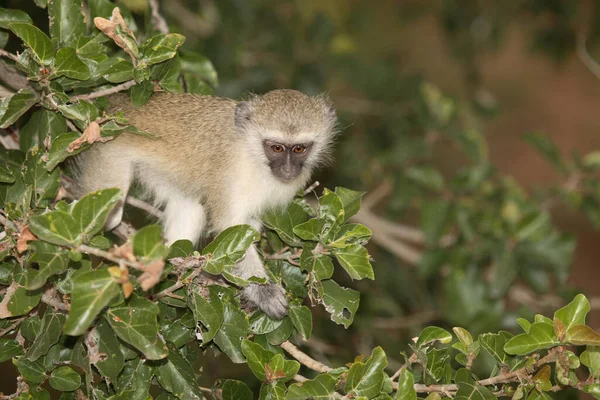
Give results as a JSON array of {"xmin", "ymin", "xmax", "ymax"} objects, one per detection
[
  {"xmin": 235, "ymin": 101, "xmax": 253, "ymax": 129},
  {"xmin": 317, "ymin": 93, "xmax": 336, "ymax": 120}
]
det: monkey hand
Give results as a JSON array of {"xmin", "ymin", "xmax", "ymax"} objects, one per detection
[{"xmin": 243, "ymin": 283, "xmax": 289, "ymax": 320}]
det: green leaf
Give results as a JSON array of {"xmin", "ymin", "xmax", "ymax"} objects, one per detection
[
  {"xmin": 0, "ymin": 338, "xmax": 24, "ymax": 362},
  {"xmin": 554, "ymin": 294, "xmax": 590, "ymax": 331},
  {"xmin": 330, "ymin": 223, "xmax": 372, "ymax": 248},
  {"xmin": 0, "ymin": 90, "xmax": 38, "ymax": 128},
  {"xmin": 288, "ymin": 304, "xmax": 312, "ymax": 340},
  {"xmin": 293, "ymin": 218, "xmax": 326, "ymax": 241},
  {"xmin": 263, "ymin": 202, "xmax": 309, "ymax": 246},
  {"xmin": 266, "ymin": 353, "xmax": 300, "ymax": 383},
  {"xmin": 406, "ymin": 166, "xmax": 444, "ymax": 190},
  {"xmin": 523, "ymin": 132, "xmax": 566, "ymax": 173},
  {"xmin": 584, "ymin": 384, "xmax": 600, "ymax": 399},
  {"xmin": 333, "ymin": 244, "xmax": 374, "ymax": 280},
  {"xmin": 45, "ymin": 131, "xmax": 86, "ymax": 171},
  {"xmin": 48, "ymin": 0, "xmax": 86, "ymax": 47},
  {"xmin": 29, "ymin": 210, "xmax": 79, "ymax": 246},
  {"xmin": 213, "ymin": 288, "xmax": 249, "ymax": 363},
  {"xmin": 181, "ymin": 52, "xmax": 218, "ymax": 87},
  {"xmin": 54, "ymin": 47, "xmax": 91, "ymax": 80},
  {"xmin": 49, "ymin": 366, "xmax": 81, "ymax": 392},
  {"xmin": 114, "ymin": 358, "xmax": 153, "ymax": 400},
  {"xmin": 478, "ymin": 332, "xmax": 512, "ymax": 364},
  {"xmin": 27, "ymin": 309, "xmax": 65, "ymax": 361},
  {"xmin": 582, "ymin": 346, "xmax": 600, "ymax": 377},
  {"xmin": 416, "ymin": 326, "xmax": 453, "ymax": 347},
  {"xmin": 516, "ymin": 318, "xmax": 531, "ymax": 333},
  {"xmin": 92, "ymin": 318, "xmax": 125, "ymax": 382},
  {"xmin": 565, "ymin": 324, "xmax": 600, "ymax": 346},
  {"xmin": 318, "ymin": 188, "xmax": 345, "ymax": 225},
  {"xmin": 335, "ymin": 187, "xmax": 365, "ymax": 221},
  {"xmin": 188, "ymin": 285, "xmax": 225, "ymax": 343},
  {"xmin": 0, "ymin": 165, "xmax": 15, "ymax": 183},
  {"xmin": 266, "ymin": 317, "xmax": 294, "ymax": 345},
  {"xmin": 133, "ymin": 224, "xmax": 169, "ymax": 260},
  {"xmin": 583, "ymin": 151, "xmax": 600, "ymax": 169},
  {"xmin": 318, "ymin": 279, "xmax": 360, "ymax": 328},
  {"xmin": 187, "ymin": 285, "xmax": 224, "ymax": 343},
  {"xmin": 242, "ymin": 339, "xmax": 276, "ymax": 381},
  {"xmin": 285, "ymin": 374, "xmax": 337, "ymax": 400},
  {"xmin": 250, "ymin": 313, "xmax": 284, "ymax": 335},
  {"xmin": 4, "ymin": 271, "xmax": 42, "ymax": 317},
  {"xmin": 455, "ymin": 382, "xmax": 495, "ymax": 400},
  {"xmin": 71, "ymin": 188, "xmax": 121, "ymax": 242},
  {"xmin": 20, "ymin": 109, "xmax": 66, "ymax": 153},
  {"xmin": 63, "ymin": 268, "xmax": 120, "ymax": 336},
  {"xmin": 220, "ymin": 380, "xmax": 253, "ymax": 400},
  {"xmin": 154, "ymin": 342, "xmax": 204, "ymax": 400},
  {"xmin": 140, "ymin": 33, "xmax": 185, "ymax": 66},
  {"xmin": 20, "ymin": 316, "xmax": 42, "ymax": 341},
  {"xmin": 100, "ymin": 58, "xmax": 134, "ymax": 83},
  {"xmin": 504, "ymin": 322, "xmax": 558, "ymax": 355},
  {"xmin": 453, "ymin": 327, "xmax": 473, "ymax": 346},
  {"xmin": 346, "ymin": 347, "xmax": 387, "ymax": 398},
  {"xmin": 26, "ymin": 241, "xmax": 69, "ymax": 290},
  {"xmin": 9, "ymin": 23, "xmax": 55, "ymax": 65},
  {"xmin": 0, "ymin": 8, "xmax": 33, "ymax": 29},
  {"xmin": 13, "ymin": 356, "xmax": 46, "ymax": 384},
  {"xmin": 106, "ymin": 295, "xmax": 169, "ymax": 360},
  {"xmin": 201, "ymin": 225, "xmax": 260, "ymax": 274},
  {"xmin": 130, "ymin": 80, "xmax": 155, "ymax": 106},
  {"xmin": 397, "ymin": 369, "xmax": 417, "ymax": 400},
  {"xmin": 420, "ymin": 199, "xmax": 451, "ymax": 246},
  {"xmin": 23, "ymin": 147, "xmax": 61, "ymax": 207},
  {"xmin": 299, "ymin": 244, "xmax": 333, "ymax": 281}
]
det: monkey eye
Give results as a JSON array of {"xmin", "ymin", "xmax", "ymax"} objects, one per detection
[
  {"xmin": 292, "ymin": 145, "xmax": 306, "ymax": 154},
  {"xmin": 271, "ymin": 144, "xmax": 285, "ymax": 153}
]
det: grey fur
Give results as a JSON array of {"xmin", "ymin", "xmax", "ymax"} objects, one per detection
[{"xmin": 72, "ymin": 89, "xmax": 337, "ymax": 319}]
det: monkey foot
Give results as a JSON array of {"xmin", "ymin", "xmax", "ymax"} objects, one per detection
[{"xmin": 243, "ymin": 283, "xmax": 289, "ymax": 320}]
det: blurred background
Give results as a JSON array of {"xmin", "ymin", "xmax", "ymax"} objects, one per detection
[{"xmin": 5, "ymin": 0, "xmax": 600, "ymax": 398}]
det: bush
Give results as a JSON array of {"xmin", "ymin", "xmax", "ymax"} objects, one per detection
[{"xmin": 2, "ymin": 1, "xmax": 600, "ymax": 399}]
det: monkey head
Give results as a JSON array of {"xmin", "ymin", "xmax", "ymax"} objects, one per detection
[{"xmin": 234, "ymin": 89, "xmax": 337, "ymax": 183}]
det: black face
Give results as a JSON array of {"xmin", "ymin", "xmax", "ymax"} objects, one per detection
[{"xmin": 263, "ymin": 140, "xmax": 313, "ymax": 182}]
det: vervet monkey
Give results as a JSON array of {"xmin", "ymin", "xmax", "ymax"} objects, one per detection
[{"xmin": 73, "ymin": 89, "xmax": 337, "ymax": 319}]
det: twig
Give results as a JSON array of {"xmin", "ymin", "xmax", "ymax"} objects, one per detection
[
  {"xmin": 0, "ymin": 214, "xmax": 18, "ymax": 231},
  {"xmin": 304, "ymin": 181, "xmax": 320, "ymax": 195},
  {"xmin": 126, "ymin": 197, "xmax": 164, "ymax": 219},
  {"xmin": 280, "ymin": 340, "xmax": 332, "ymax": 373},
  {"xmin": 66, "ymin": 119, "xmax": 80, "ymax": 133},
  {"xmin": 577, "ymin": 33, "xmax": 600, "ymax": 80},
  {"xmin": 41, "ymin": 288, "xmax": 70, "ymax": 311},
  {"xmin": 78, "ymin": 244, "xmax": 146, "ymax": 271},
  {"xmin": 149, "ymin": 0, "xmax": 169, "ymax": 34},
  {"xmin": 151, "ymin": 268, "xmax": 202, "ymax": 300},
  {"xmin": 0, "ymin": 316, "xmax": 26, "ymax": 337},
  {"xmin": 71, "ymin": 80, "xmax": 136, "ymax": 101},
  {"xmin": 0, "ymin": 376, "xmax": 29, "ymax": 400},
  {"xmin": 0, "ymin": 49, "xmax": 19, "ymax": 63},
  {"xmin": 163, "ymin": 0, "xmax": 219, "ymax": 38},
  {"xmin": 0, "ymin": 132, "xmax": 19, "ymax": 150}
]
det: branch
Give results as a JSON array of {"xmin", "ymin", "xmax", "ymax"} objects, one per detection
[
  {"xmin": 0, "ymin": 316, "xmax": 26, "ymax": 337},
  {"xmin": 78, "ymin": 244, "xmax": 146, "ymax": 271},
  {"xmin": 0, "ymin": 49, "xmax": 19, "ymax": 63},
  {"xmin": 280, "ymin": 340, "xmax": 332, "ymax": 373},
  {"xmin": 41, "ymin": 288, "xmax": 70, "ymax": 311},
  {"xmin": 284, "ymin": 336, "xmax": 561, "ymax": 397},
  {"xmin": 149, "ymin": 0, "xmax": 169, "ymax": 34},
  {"xmin": 126, "ymin": 197, "xmax": 164, "ymax": 219},
  {"xmin": 71, "ymin": 80, "xmax": 136, "ymax": 101}
]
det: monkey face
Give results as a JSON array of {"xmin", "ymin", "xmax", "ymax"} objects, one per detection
[{"xmin": 262, "ymin": 140, "xmax": 314, "ymax": 182}]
